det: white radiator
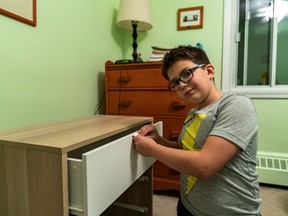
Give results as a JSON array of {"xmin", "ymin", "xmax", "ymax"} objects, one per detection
[{"xmin": 256, "ymin": 151, "xmax": 288, "ymax": 186}]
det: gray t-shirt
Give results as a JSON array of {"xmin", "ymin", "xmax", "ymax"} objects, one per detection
[{"xmin": 179, "ymin": 93, "xmax": 261, "ymax": 215}]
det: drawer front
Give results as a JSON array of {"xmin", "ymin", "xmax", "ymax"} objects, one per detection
[
  {"xmin": 106, "ymin": 69, "xmax": 169, "ymax": 89},
  {"xmin": 68, "ymin": 122, "xmax": 162, "ymax": 216},
  {"xmin": 106, "ymin": 91, "xmax": 193, "ymax": 116}
]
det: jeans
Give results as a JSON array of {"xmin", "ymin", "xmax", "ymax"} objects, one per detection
[{"xmin": 177, "ymin": 198, "xmax": 195, "ymax": 216}]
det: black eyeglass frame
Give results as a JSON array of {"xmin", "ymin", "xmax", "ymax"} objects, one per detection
[{"xmin": 168, "ymin": 64, "xmax": 206, "ymax": 92}]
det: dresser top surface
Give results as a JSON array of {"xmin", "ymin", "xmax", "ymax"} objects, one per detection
[
  {"xmin": 105, "ymin": 60, "xmax": 162, "ymax": 70},
  {"xmin": 0, "ymin": 115, "xmax": 152, "ymax": 154}
]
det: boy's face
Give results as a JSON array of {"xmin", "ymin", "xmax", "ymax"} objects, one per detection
[{"xmin": 167, "ymin": 60, "xmax": 215, "ymax": 106}]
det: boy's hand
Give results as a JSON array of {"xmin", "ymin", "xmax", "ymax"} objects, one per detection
[
  {"xmin": 132, "ymin": 134, "xmax": 157, "ymax": 157},
  {"xmin": 137, "ymin": 124, "xmax": 160, "ymax": 142}
]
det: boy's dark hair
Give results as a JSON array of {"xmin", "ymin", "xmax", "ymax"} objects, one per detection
[{"xmin": 162, "ymin": 45, "xmax": 211, "ymax": 80}]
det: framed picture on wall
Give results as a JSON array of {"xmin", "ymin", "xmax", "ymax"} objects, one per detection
[
  {"xmin": 177, "ymin": 6, "xmax": 203, "ymax": 30},
  {"xmin": 0, "ymin": 0, "xmax": 37, "ymax": 26}
]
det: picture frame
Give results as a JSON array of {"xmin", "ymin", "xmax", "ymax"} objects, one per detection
[
  {"xmin": 177, "ymin": 6, "xmax": 203, "ymax": 30},
  {"xmin": 0, "ymin": 0, "xmax": 37, "ymax": 26}
]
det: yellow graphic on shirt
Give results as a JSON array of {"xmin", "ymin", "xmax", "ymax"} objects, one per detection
[{"xmin": 182, "ymin": 113, "xmax": 206, "ymax": 195}]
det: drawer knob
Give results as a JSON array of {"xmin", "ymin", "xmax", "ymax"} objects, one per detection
[
  {"xmin": 119, "ymin": 76, "xmax": 129, "ymax": 83},
  {"xmin": 119, "ymin": 101, "xmax": 131, "ymax": 107},
  {"xmin": 171, "ymin": 101, "xmax": 186, "ymax": 108}
]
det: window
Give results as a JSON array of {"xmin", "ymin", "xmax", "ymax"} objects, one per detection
[{"xmin": 222, "ymin": 0, "xmax": 288, "ymax": 98}]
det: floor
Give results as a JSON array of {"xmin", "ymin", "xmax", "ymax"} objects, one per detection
[{"xmin": 153, "ymin": 184, "xmax": 288, "ymax": 216}]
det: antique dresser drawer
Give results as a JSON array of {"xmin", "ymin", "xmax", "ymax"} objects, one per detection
[
  {"xmin": 68, "ymin": 122, "xmax": 162, "ymax": 216},
  {"xmin": 106, "ymin": 69, "xmax": 169, "ymax": 89},
  {"xmin": 106, "ymin": 91, "xmax": 192, "ymax": 116},
  {"xmin": 105, "ymin": 61, "xmax": 166, "ymax": 89}
]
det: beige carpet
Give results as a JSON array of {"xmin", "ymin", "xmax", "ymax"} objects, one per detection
[{"xmin": 153, "ymin": 184, "xmax": 288, "ymax": 216}]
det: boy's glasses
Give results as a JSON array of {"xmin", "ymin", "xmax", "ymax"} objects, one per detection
[{"xmin": 168, "ymin": 64, "xmax": 206, "ymax": 92}]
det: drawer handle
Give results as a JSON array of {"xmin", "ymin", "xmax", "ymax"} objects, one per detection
[
  {"xmin": 119, "ymin": 76, "xmax": 129, "ymax": 83},
  {"xmin": 119, "ymin": 101, "xmax": 131, "ymax": 107},
  {"xmin": 170, "ymin": 131, "xmax": 180, "ymax": 140},
  {"xmin": 171, "ymin": 101, "xmax": 186, "ymax": 108}
]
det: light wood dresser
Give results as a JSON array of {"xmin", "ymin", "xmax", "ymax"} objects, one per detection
[
  {"xmin": 0, "ymin": 115, "xmax": 161, "ymax": 216},
  {"xmin": 105, "ymin": 61, "xmax": 195, "ymax": 191}
]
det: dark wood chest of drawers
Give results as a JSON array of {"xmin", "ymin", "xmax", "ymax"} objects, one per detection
[{"xmin": 105, "ymin": 61, "xmax": 195, "ymax": 191}]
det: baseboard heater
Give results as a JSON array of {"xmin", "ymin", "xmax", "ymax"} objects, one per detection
[{"xmin": 256, "ymin": 151, "xmax": 288, "ymax": 186}]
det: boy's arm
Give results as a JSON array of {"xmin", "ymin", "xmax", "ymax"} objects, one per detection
[{"xmin": 143, "ymin": 135, "xmax": 239, "ymax": 179}]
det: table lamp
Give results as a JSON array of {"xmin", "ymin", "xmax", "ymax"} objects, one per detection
[{"xmin": 116, "ymin": 0, "xmax": 152, "ymax": 62}]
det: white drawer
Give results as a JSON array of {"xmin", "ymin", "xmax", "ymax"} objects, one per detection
[{"xmin": 68, "ymin": 122, "xmax": 162, "ymax": 216}]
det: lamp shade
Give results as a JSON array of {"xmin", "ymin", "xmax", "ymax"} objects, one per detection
[{"xmin": 116, "ymin": 0, "xmax": 152, "ymax": 31}]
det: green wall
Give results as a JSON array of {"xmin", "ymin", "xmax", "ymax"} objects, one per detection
[
  {"xmin": 0, "ymin": 0, "xmax": 287, "ymax": 154},
  {"xmin": 0, "ymin": 0, "xmax": 120, "ymax": 129}
]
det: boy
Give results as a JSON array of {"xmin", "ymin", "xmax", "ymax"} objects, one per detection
[{"xmin": 133, "ymin": 45, "xmax": 261, "ymax": 215}]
